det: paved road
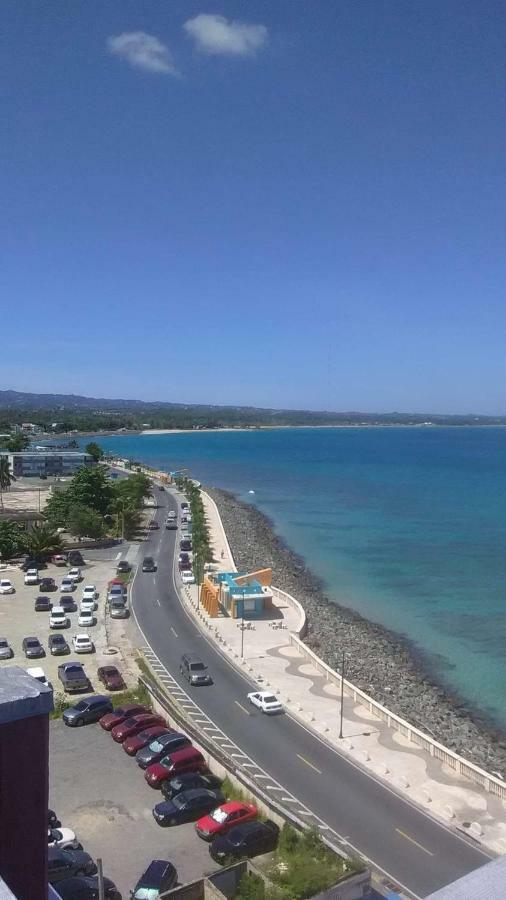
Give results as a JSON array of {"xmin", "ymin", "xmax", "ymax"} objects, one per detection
[{"xmin": 130, "ymin": 489, "xmax": 490, "ymax": 899}]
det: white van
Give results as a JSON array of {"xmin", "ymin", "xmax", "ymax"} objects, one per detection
[{"xmin": 26, "ymin": 667, "xmax": 52, "ymax": 689}]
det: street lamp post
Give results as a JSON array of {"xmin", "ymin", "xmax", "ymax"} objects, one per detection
[
  {"xmin": 240, "ymin": 610, "xmax": 245, "ymax": 659},
  {"xmin": 338, "ymin": 651, "xmax": 345, "ymax": 739}
]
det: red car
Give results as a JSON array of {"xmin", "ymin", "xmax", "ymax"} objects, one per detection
[
  {"xmin": 100, "ymin": 704, "xmax": 149, "ymax": 732},
  {"xmin": 97, "ymin": 666, "xmax": 126, "ymax": 691},
  {"xmin": 194, "ymin": 802, "xmax": 258, "ymax": 841},
  {"xmin": 123, "ymin": 725, "xmax": 172, "ymax": 757},
  {"xmin": 111, "ymin": 713, "xmax": 165, "ymax": 743}
]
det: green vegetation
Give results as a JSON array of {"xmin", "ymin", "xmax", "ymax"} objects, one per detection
[
  {"xmin": 0, "ymin": 432, "xmax": 30, "ymax": 451},
  {"xmin": 0, "ymin": 455, "xmax": 16, "ymax": 508},
  {"xmin": 175, "ymin": 476, "xmax": 213, "ymax": 584},
  {"xmin": 50, "ymin": 680, "xmax": 151, "ymax": 721},
  {"xmin": 84, "ymin": 441, "xmax": 104, "ymax": 461},
  {"xmin": 66, "ymin": 504, "xmax": 106, "ymax": 540},
  {"xmin": 0, "ymin": 520, "xmax": 26, "ymax": 560},
  {"xmin": 23, "ymin": 523, "xmax": 63, "ymax": 559}
]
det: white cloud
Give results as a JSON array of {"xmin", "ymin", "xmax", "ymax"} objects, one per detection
[
  {"xmin": 107, "ymin": 31, "xmax": 178, "ymax": 75},
  {"xmin": 183, "ymin": 14, "xmax": 268, "ymax": 57}
]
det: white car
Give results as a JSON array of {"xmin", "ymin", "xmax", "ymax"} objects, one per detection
[
  {"xmin": 247, "ymin": 691, "xmax": 284, "ymax": 715},
  {"xmin": 80, "ymin": 598, "xmax": 96, "ymax": 614},
  {"xmin": 0, "ymin": 637, "xmax": 13, "ymax": 659},
  {"xmin": 68, "ymin": 567, "xmax": 82, "ymax": 582},
  {"xmin": 181, "ymin": 570, "xmax": 195, "ymax": 585},
  {"xmin": 24, "ymin": 569, "xmax": 39, "ymax": 585},
  {"xmin": 78, "ymin": 610, "xmax": 94, "ymax": 628},
  {"xmin": 72, "ymin": 633, "xmax": 94, "ymax": 653},
  {"xmin": 0, "ymin": 579, "xmax": 15, "ymax": 594},
  {"xmin": 82, "ymin": 585, "xmax": 97, "ymax": 602},
  {"xmin": 49, "ymin": 607, "xmax": 69, "ymax": 629},
  {"xmin": 60, "ymin": 577, "xmax": 76, "ymax": 592},
  {"xmin": 27, "ymin": 667, "xmax": 52, "ymax": 689},
  {"xmin": 48, "ymin": 827, "xmax": 79, "ymax": 850}
]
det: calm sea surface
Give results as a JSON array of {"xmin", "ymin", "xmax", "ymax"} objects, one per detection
[{"xmin": 81, "ymin": 428, "xmax": 506, "ymax": 727}]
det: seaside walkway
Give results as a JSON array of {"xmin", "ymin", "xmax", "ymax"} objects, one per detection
[{"xmin": 178, "ymin": 490, "xmax": 506, "ymax": 858}]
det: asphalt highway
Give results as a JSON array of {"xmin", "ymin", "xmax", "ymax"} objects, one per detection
[{"xmin": 130, "ymin": 489, "xmax": 491, "ymax": 899}]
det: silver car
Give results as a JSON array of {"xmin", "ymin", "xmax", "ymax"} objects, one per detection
[{"xmin": 0, "ymin": 638, "xmax": 12, "ymax": 659}]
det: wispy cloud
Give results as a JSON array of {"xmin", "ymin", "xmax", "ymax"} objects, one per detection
[
  {"xmin": 107, "ymin": 31, "xmax": 178, "ymax": 75},
  {"xmin": 183, "ymin": 14, "xmax": 268, "ymax": 58}
]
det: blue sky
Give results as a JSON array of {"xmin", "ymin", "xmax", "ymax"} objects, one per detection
[{"xmin": 2, "ymin": 1, "xmax": 506, "ymax": 413}]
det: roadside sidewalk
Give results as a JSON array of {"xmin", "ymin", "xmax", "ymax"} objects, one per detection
[{"xmin": 177, "ymin": 490, "xmax": 506, "ymax": 857}]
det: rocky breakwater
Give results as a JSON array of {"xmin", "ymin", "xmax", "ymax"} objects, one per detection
[{"xmin": 205, "ymin": 486, "xmax": 506, "ymax": 776}]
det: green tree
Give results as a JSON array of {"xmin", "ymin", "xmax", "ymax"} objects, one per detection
[
  {"xmin": 0, "ymin": 455, "xmax": 16, "ymax": 509},
  {"xmin": 66, "ymin": 504, "xmax": 105, "ymax": 540},
  {"xmin": 113, "ymin": 472, "xmax": 151, "ymax": 509},
  {"xmin": 85, "ymin": 441, "xmax": 104, "ymax": 462},
  {"xmin": 4, "ymin": 433, "xmax": 31, "ymax": 451},
  {"xmin": 43, "ymin": 490, "xmax": 72, "ymax": 527},
  {"xmin": 23, "ymin": 523, "xmax": 62, "ymax": 560},
  {"xmin": 66, "ymin": 466, "xmax": 114, "ymax": 516},
  {"xmin": 0, "ymin": 520, "xmax": 25, "ymax": 561}
]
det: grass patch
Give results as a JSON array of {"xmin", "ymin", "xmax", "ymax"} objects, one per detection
[
  {"xmin": 49, "ymin": 679, "xmax": 151, "ymax": 720},
  {"xmin": 113, "ymin": 570, "xmax": 133, "ymax": 585}
]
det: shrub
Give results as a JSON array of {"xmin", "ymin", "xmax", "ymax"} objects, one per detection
[{"xmin": 236, "ymin": 873, "xmax": 265, "ymax": 900}]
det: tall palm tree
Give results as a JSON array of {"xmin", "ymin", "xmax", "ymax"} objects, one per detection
[
  {"xmin": 0, "ymin": 456, "xmax": 16, "ymax": 510},
  {"xmin": 23, "ymin": 523, "xmax": 62, "ymax": 560}
]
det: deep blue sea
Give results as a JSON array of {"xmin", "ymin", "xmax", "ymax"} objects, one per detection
[{"xmin": 81, "ymin": 428, "xmax": 506, "ymax": 728}]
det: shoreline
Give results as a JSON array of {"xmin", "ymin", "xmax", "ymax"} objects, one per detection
[{"xmin": 205, "ymin": 485, "xmax": 506, "ymax": 774}]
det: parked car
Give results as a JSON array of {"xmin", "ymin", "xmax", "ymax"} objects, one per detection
[
  {"xmin": 131, "ymin": 860, "xmax": 177, "ymax": 900},
  {"xmin": 40, "ymin": 577, "xmax": 57, "ymax": 592},
  {"xmin": 80, "ymin": 599, "xmax": 96, "ymax": 615},
  {"xmin": 50, "ymin": 607, "xmax": 69, "ymax": 629},
  {"xmin": 35, "ymin": 596, "xmax": 52, "ymax": 612},
  {"xmin": 136, "ymin": 732, "xmax": 190, "ymax": 769},
  {"xmin": 49, "ymin": 634, "xmax": 70, "ymax": 655},
  {"xmin": 99, "ymin": 704, "xmax": 149, "ymax": 732},
  {"xmin": 0, "ymin": 579, "xmax": 15, "ymax": 594},
  {"xmin": 48, "ymin": 827, "xmax": 79, "ymax": 850},
  {"xmin": 58, "ymin": 662, "xmax": 91, "ymax": 693},
  {"xmin": 21, "ymin": 558, "xmax": 46, "ymax": 571},
  {"xmin": 22, "ymin": 636, "xmax": 44, "ymax": 658},
  {"xmin": 247, "ymin": 692, "xmax": 283, "ymax": 715},
  {"xmin": 60, "ymin": 577, "xmax": 76, "ymax": 593},
  {"xmin": 97, "ymin": 666, "xmax": 125, "ymax": 691},
  {"xmin": 161, "ymin": 771, "xmax": 223, "ymax": 801},
  {"xmin": 60, "ymin": 595, "xmax": 77, "ymax": 612},
  {"xmin": 63, "ymin": 695, "xmax": 113, "ymax": 727},
  {"xmin": 24, "ymin": 569, "xmax": 39, "ymax": 585},
  {"xmin": 153, "ymin": 788, "xmax": 225, "ymax": 827},
  {"xmin": 48, "ymin": 809, "xmax": 61, "ymax": 829},
  {"xmin": 48, "ymin": 848, "xmax": 97, "ymax": 884},
  {"xmin": 72, "ymin": 633, "xmax": 93, "ymax": 653},
  {"xmin": 178, "ymin": 552, "xmax": 190, "ymax": 564},
  {"xmin": 145, "ymin": 747, "xmax": 206, "ymax": 786},
  {"xmin": 180, "ymin": 570, "xmax": 195, "ymax": 585},
  {"xmin": 209, "ymin": 820, "xmax": 280, "ymax": 864},
  {"xmin": 82, "ymin": 584, "xmax": 97, "ymax": 601},
  {"xmin": 179, "ymin": 540, "xmax": 192, "ymax": 552},
  {"xmin": 142, "ymin": 557, "xmax": 156, "ymax": 572},
  {"xmin": 180, "ymin": 502, "xmax": 189, "ymax": 511},
  {"xmin": 195, "ymin": 802, "xmax": 258, "ymax": 841},
  {"xmin": 180, "ymin": 654, "xmax": 212, "ymax": 686},
  {"xmin": 165, "ymin": 519, "xmax": 178, "ymax": 530},
  {"xmin": 52, "ymin": 554, "xmax": 67, "ymax": 567},
  {"xmin": 27, "ymin": 667, "xmax": 51, "ymax": 689},
  {"xmin": 178, "ymin": 559, "xmax": 192, "ymax": 572},
  {"xmin": 148, "ymin": 520, "xmax": 159, "ymax": 530},
  {"xmin": 112, "ymin": 713, "xmax": 165, "ymax": 744},
  {"xmin": 0, "ymin": 637, "xmax": 13, "ymax": 659},
  {"xmin": 109, "ymin": 599, "xmax": 129, "ymax": 619},
  {"xmin": 67, "ymin": 550, "xmax": 85, "ymax": 567},
  {"xmin": 68, "ymin": 567, "xmax": 83, "ymax": 582},
  {"xmin": 107, "ymin": 584, "xmax": 125, "ymax": 603},
  {"xmin": 53, "ymin": 874, "xmax": 120, "ymax": 899},
  {"xmin": 116, "ymin": 560, "xmax": 131, "ymax": 574},
  {"xmin": 78, "ymin": 610, "xmax": 95, "ymax": 628},
  {"xmin": 123, "ymin": 725, "xmax": 170, "ymax": 757}
]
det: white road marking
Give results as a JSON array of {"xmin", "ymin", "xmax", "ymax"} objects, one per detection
[{"xmin": 170, "ymin": 626, "xmax": 178, "ymax": 638}]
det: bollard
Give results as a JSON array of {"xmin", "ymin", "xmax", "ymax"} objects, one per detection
[
  {"xmin": 469, "ymin": 821, "xmax": 483, "ymax": 838},
  {"xmin": 443, "ymin": 805, "xmax": 455, "ymax": 820}
]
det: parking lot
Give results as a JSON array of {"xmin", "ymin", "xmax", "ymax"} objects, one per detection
[
  {"xmin": 0, "ymin": 550, "xmax": 139, "ymax": 692},
  {"xmin": 50, "ymin": 718, "xmax": 220, "ymax": 897}
]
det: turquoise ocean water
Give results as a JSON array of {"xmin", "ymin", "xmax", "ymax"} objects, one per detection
[{"xmin": 82, "ymin": 428, "xmax": 506, "ymax": 729}]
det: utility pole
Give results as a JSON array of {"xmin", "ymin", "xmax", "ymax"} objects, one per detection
[
  {"xmin": 339, "ymin": 651, "xmax": 345, "ymax": 739},
  {"xmin": 240, "ymin": 610, "xmax": 245, "ymax": 659},
  {"xmin": 97, "ymin": 858, "xmax": 105, "ymax": 900}
]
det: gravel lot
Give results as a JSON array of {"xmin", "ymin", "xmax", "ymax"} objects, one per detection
[
  {"xmin": 50, "ymin": 719, "xmax": 220, "ymax": 897},
  {"xmin": 0, "ymin": 550, "xmax": 139, "ymax": 692}
]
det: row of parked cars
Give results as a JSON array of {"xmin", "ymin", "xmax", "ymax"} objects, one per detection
[
  {"xmin": 47, "ymin": 808, "xmax": 121, "ymax": 899},
  {"xmin": 66, "ymin": 700, "xmax": 280, "ymax": 867}
]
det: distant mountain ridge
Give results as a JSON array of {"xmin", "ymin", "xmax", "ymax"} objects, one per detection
[{"xmin": 0, "ymin": 389, "xmax": 504, "ymax": 426}]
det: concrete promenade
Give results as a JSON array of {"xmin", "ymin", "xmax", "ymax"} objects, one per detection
[{"xmin": 179, "ymin": 489, "xmax": 506, "ymax": 857}]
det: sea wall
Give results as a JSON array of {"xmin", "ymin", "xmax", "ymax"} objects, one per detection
[{"xmin": 205, "ymin": 486, "xmax": 506, "ymax": 774}]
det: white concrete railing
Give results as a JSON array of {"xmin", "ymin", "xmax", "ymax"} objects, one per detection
[{"xmin": 271, "ymin": 585, "xmax": 307, "ymax": 637}]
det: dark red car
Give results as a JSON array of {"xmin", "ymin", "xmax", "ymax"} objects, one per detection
[
  {"xmin": 100, "ymin": 704, "xmax": 149, "ymax": 732},
  {"xmin": 97, "ymin": 666, "xmax": 125, "ymax": 691},
  {"xmin": 123, "ymin": 725, "xmax": 172, "ymax": 757},
  {"xmin": 111, "ymin": 713, "xmax": 165, "ymax": 743},
  {"xmin": 194, "ymin": 802, "xmax": 258, "ymax": 841}
]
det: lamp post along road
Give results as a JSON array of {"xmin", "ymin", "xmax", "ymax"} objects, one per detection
[{"xmin": 339, "ymin": 651, "xmax": 345, "ymax": 739}]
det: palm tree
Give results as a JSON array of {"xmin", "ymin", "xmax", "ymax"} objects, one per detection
[
  {"xmin": 0, "ymin": 456, "xmax": 16, "ymax": 510},
  {"xmin": 23, "ymin": 523, "xmax": 63, "ymax": 560}
]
